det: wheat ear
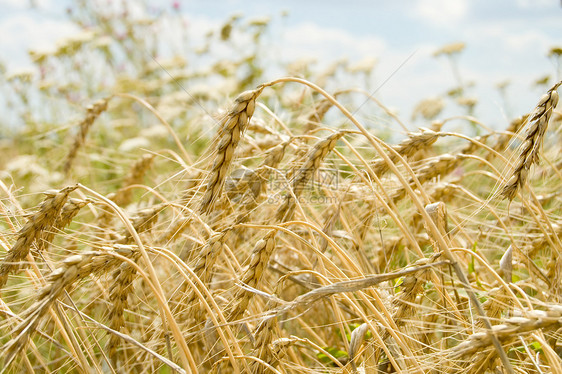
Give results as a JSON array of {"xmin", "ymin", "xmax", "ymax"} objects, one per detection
[
  {"xmin": 249, "ymin": 299, "xmax": 281, "ymax": 374},
  {"xmin": 234, "ymin": 139, "xmax": 292, "ymax": 224},
  {"xmin": 63, "ymin": 97, "xmax": 111, "ymax": 175},
  {"xmin": 106, "ymin": 258, "xmax": 140, "ymax": 366},
  {"xmin": 227, "ymin": 230, "xmax": 276, "ymax": 322},
  {"xmin": 501, "ymin": 81, "xmax": 561, "ymax": 200},
  {"xmin": 37, "ymin": 198, "xmax": 90, "ymax": 252},
  {"xmin": 97, "ymin": 154, "xmax": 156, "ymax": 227},
  {"xmin": 451, "ymin": 305, "xmax": 562, "ymax": 359},
  {"xmin": 0, "ymin": 185, "xmax": 77, "ymax": 289},
  {"xmin": 276, "ymin": 131, "xmax": 345, "ymax": 222},
  {"xmin": 112, "ymin": 153, "xmax": 156, "ymax": 207},
  {"xmin": 200, "ymin": 86, "xmax": 265, "ymax": 214},
  {"xmin": 372, "ymin": 128, "xmax": 440, "ymax": 176},
  {"xmin": 173, "ymin": 231, "xmax": 228, "ymax": 322}
]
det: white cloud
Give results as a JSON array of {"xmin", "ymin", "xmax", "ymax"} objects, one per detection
[
  {"xmin": 515, "ymin": 0, "xmax": 555, "ymax": 9},
  {"xmin": 0, "ymin": 0, "xmax": 56, "ymax": 10},
  {"xmin": 467, "ymin": 22, "xmax": 555, "ymax": 51},
  {"xmin": 0, "ymin": 0, "xmax": 29, "ymax": 9},
  {"xmin": 282, "ymin": 22, "xmax": 386, "ymax": 63},
  {"xmin": 414, "ymin": 0, "xmax": 469, "ymax": 27},
  {"xmin": 0, "ymin": 14, "xmax": 77, "ymax": 70}
]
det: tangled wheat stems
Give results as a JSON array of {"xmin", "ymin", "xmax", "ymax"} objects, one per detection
[
  {"xmin": 259, "ymin": 76, "xmax": 513, "ymax": 372},
  {"xmin": 2, "ymin": 246, "xmax": 140, "ymax": 367},
  {"xmin": 76, "ymin": 184, "xmax": 199, "ymax": 373},
  {"xmin": 5, "ymin": 73, "xmax": 561, "ymax": 372}
]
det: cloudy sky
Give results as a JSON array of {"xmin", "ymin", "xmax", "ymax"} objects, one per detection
[{"xmin": 0, "ymin": 0, "xmax": 560, "ymax": 130}]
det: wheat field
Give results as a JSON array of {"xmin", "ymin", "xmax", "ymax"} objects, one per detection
[{"xmin": 1, "ymin": 3, "xmax": 562, "ymax": 374}]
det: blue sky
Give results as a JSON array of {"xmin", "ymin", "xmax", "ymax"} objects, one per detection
[{"xmin": 0, "ymin": 0, "xmax": 560, "ymax": 130}]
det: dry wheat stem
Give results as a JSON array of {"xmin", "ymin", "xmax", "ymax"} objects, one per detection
[
  {"xmin": 153, "ymin": 246, "xmax": 247, "ymax": 373},
  {"xmin": 55, "ymin": 300, "xmax": 186, "ymax": 374},
  {"xmin": 448, "ymin": 183, "xmax": 550, "ymax": 288},
  {"xmin": 347, "ymin": 87, "xmax": 409, "ymax": 131},
  {"xmin": 303, "ymin": 98, "xmax": 333, "ymax": 133},
  {"xmin": 392, "ymin": 153, "xmax": 460, "ymax": 203},
  {"xmin": 488, "ymin": 115, "xmax": 529, "ymax": 161},
  {"xmin": 424, "ymin": 201, "xmax": 513, "ymax": 371},
  {"xmin": 256, "ymin": 101, "xmax": 295, "ymax": 137}
]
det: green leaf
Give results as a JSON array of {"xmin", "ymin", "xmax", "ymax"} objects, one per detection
[
  {"xmin": 529, "ymin": 341, "xmax": 543, "ymax": 353},
  {"xmin": 317, "ymin": 346, "xmax": 348, "ymax": 364}
]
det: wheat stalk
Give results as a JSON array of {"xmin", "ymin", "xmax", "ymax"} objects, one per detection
[
  {"xmin": 488, "ymin": 114, "xmax": 528, "ymax": 160},
  {"xmin": 392, "ymin": 153, "xmax": 459, "ymax": 203}
]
